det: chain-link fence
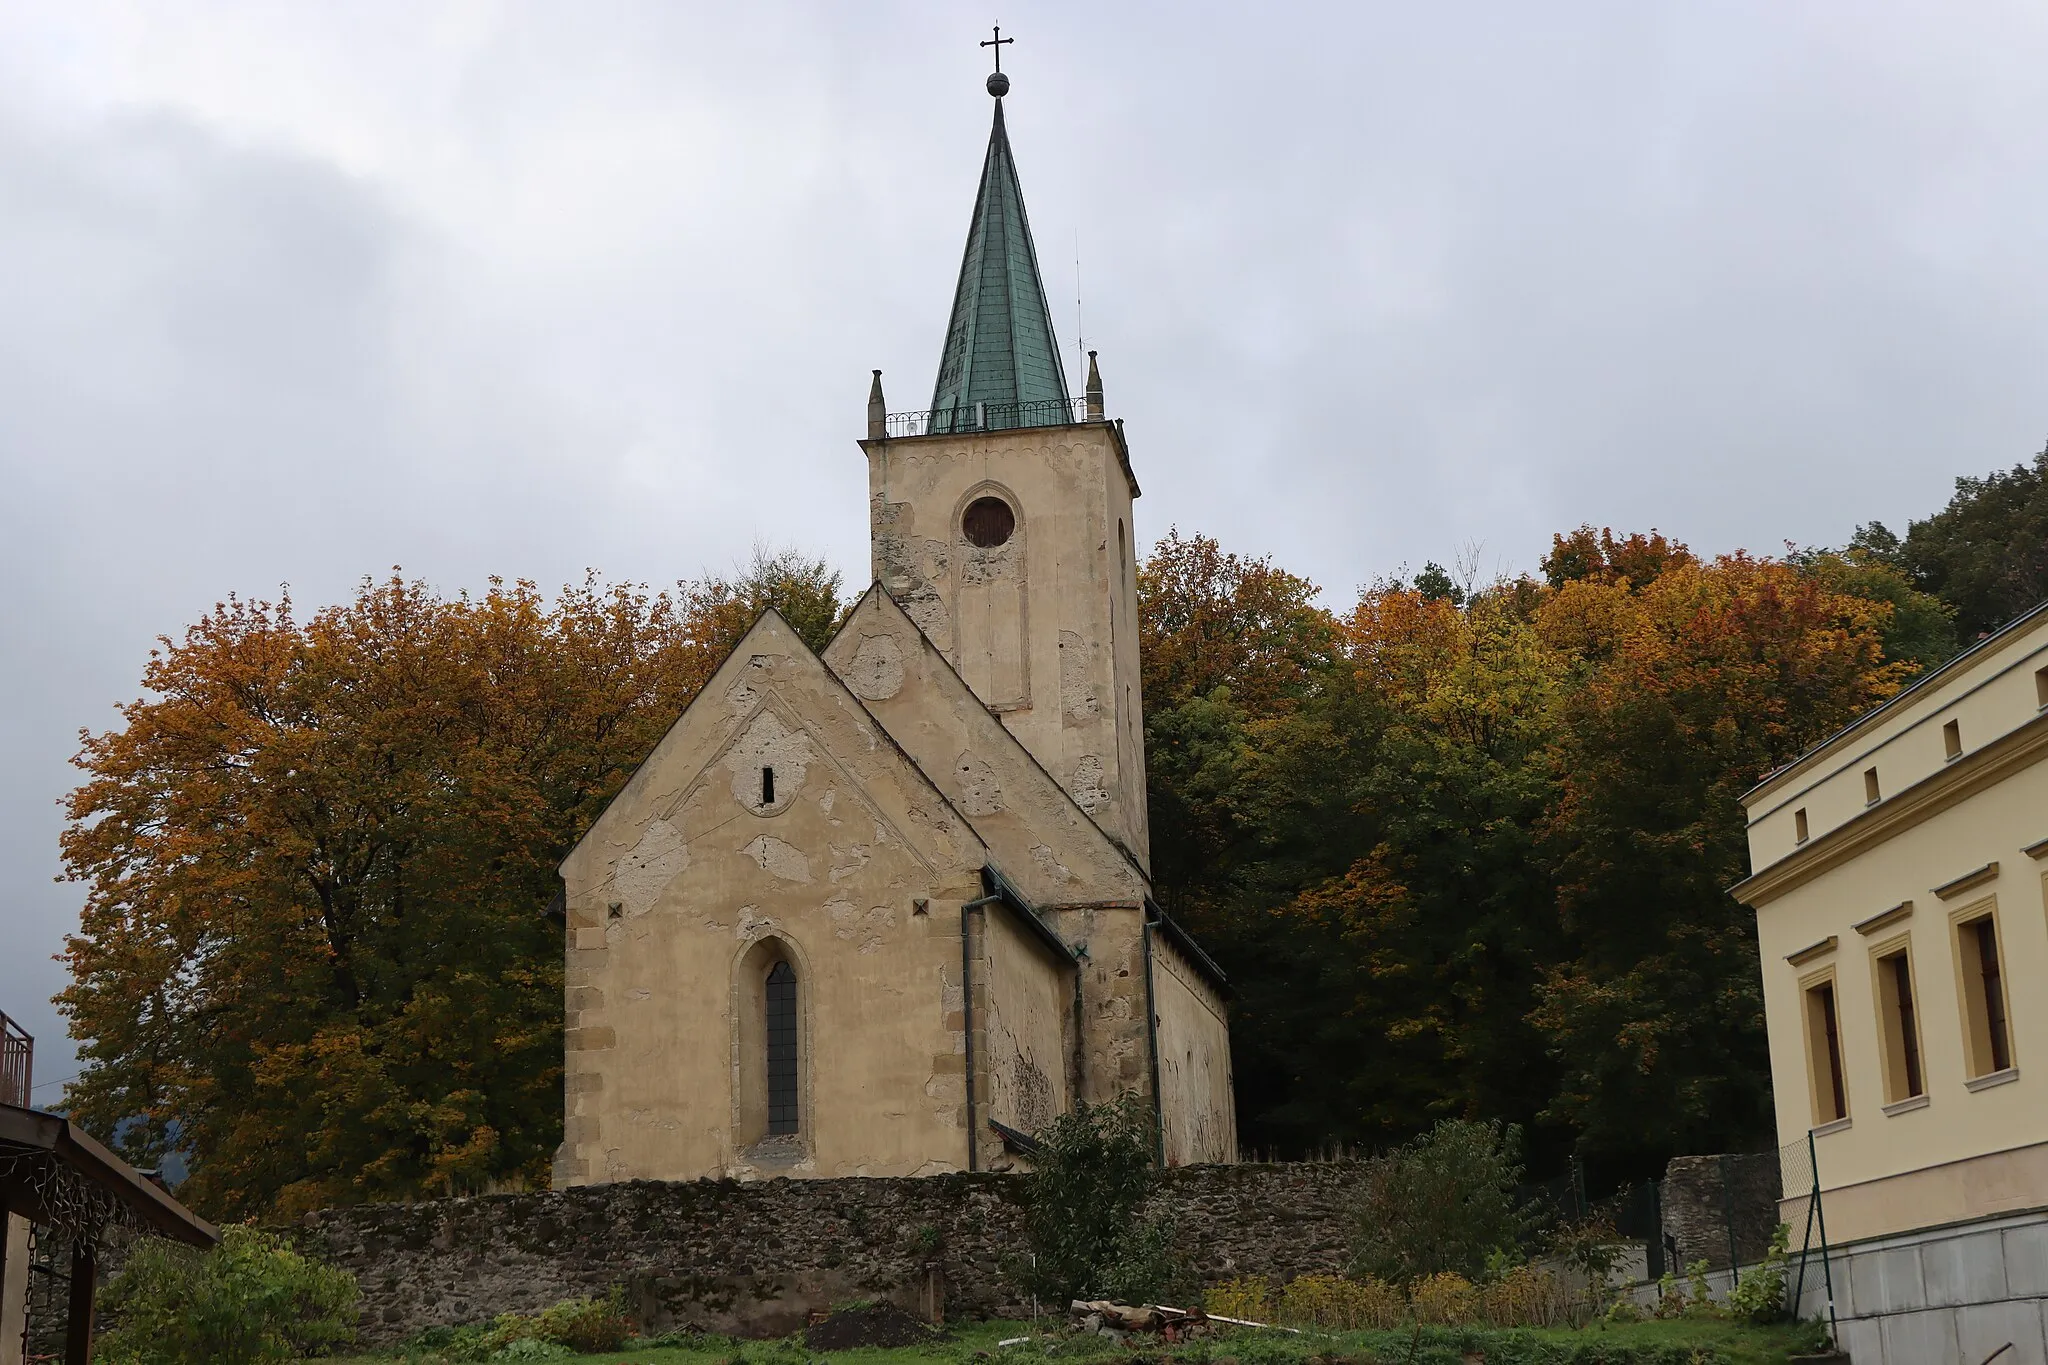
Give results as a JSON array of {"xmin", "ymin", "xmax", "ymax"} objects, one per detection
[
  {"xmin": 1781, "ymin": 1133, "xmax": 1838, "ymax": 1341},
  {"xmin": 1522, "ymin": 1147, "xmax": 1809, "ymax": 1299}
]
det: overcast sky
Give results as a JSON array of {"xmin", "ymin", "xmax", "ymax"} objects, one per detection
[{"xmin": 5, "ymin": 1, "xmax": 2047, "ymax": 1095}]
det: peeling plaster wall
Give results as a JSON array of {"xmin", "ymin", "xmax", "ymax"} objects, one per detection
[
  {"xmin": 822, "ymin": 591, "xmax": 1146, "ymax": 912},
  {"xmin": 1152, "ymin": 935, "xmax": 1237, "ymax": 1166},
  {"xmin": 556, "ymin": 614, "xmax": 989, "ymax": 1185},
  {"xmin": 861, "ymin": 424, "xmax": 1148, "ymax": 866},
  {"xmin": 978, "ymin": 906, "xmax": 1072, "ymax": 1152},
  {"xmin": 1051, "ymin": 904, "xmax": 1153, "ymax": 1105}
]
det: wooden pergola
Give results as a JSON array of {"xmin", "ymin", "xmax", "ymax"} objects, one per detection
[{"xmin": 1, "ymin": 1102, "xmax": 218, "ymax": 1365}]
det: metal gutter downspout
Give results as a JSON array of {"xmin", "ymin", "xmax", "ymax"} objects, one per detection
[
  {"xmin": 1141, "ymin": 904, "xmax": 1165, "ymax": 1165},
  {"xmin": 1071, "ymin": 949, "xmax": 1087, "ymax": 1114},
  {"xmin": 959, "ymin": 892, "xmax": 1001, "ymax": 1172}
]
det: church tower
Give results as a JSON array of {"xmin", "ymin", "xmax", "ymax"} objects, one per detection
[{"xmin": 861, "ymin": 63, "xmax": 1150, "ymax": 868}]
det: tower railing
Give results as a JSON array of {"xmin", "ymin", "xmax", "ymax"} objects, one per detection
[
  {"xmin": 1, "ymin": 1010, "xmax": 32, "ymax": 1108},
  {"xmin": 885, "ymin": 396, "xmax": 1093, "ymax": 438}
]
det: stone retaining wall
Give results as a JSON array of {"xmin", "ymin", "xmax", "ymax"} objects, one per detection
[
  {"xmin": 1659, "ymin": 1153, "xmax": 1781, "ymax": 1271},
  {"xmin": 299, "ymin": 1162, "xmax": 1368, "ymax": 1345}
]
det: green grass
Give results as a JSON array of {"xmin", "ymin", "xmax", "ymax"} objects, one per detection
[{"xmin": 314, "ymin": 1314, "xmax": 1831, "ymax": 1365}]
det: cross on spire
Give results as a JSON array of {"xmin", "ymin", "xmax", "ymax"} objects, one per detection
[{"xmin": 981, "ymin": 25, "xmax": 1013, "ymax": 74}]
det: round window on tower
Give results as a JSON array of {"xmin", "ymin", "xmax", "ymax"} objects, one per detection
[{"xmin": 962, "ymin": 496, "xmax": 1016, "ymax": 548}]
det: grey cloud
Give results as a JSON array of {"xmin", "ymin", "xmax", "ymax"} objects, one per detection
[{"xmin": 7, "ymin": 1, "xmax": 2048, "ymax": 1086}]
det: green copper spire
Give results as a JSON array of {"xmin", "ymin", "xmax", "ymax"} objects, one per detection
[{"xmin": 930, "ymin": 86, "xmax": 1070, "ymax": 430}]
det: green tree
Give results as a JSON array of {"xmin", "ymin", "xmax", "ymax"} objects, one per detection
[
  {"xmin": 1791, "ymin": 546, "xmax": 1957, "ymax": 673},
  {"xmin": 684, "ymin": 546, "xmax": 847, "ymax": 655},
  {"xmin": 1138, "ymin": 529, "xmax": 1338, "ymax": 928},
  {"xmin": 1239, "ymin": 588, "xmax": 1568, "ymax": 1159},
  {"xmin": 1867, "ymin": 445, "xmax": 2048, "ymax": 639}
]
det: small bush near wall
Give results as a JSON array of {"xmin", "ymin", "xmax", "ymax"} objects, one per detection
[
  {"xmin": 1019, "ymin": 1094, "xmax": 1193, "ymax": 1306},
  {"xmin": 1275, "ymin": 1273, "xmax": 1404, "ymax": 1330},
  {"xmin": 1349, "ymin": 1120, "xmax": 1545, "ymax": 1285},
  {"xmin": 95, "ymin": 1225, "xmax": 359, "ymax": 1365},
  {"xmin": 1478, "ymin": 1265, "xmax": 1580, "ymax": 1328},
  {"xmin": 400, "ymin": 1291, "xmax": 636, "ymax": 1361},
  {"xmin": 1203, "ymin": 1277, "xmax": 1271, "ymax": 1323},
  {"xmin": 1209, "ymin": 1266, "xmax": 1584, "ymax": 1333}
]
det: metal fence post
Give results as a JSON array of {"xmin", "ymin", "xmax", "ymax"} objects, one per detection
[
  {"xmin": 1720, "ymin": 1152, "xmax": 1740, "ymax": 1272},
  {"xmin": 1812, "ymin": 1131, "xmax": 1838, "ymax": 1345},
  {"xmin": 1648, "ymin": 1180, "xmax": 1665, "ymax": 1281}
]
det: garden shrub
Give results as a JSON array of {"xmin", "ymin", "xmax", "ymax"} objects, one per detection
[
  {"xmin": 1203, "ymin": 1276, "xmax": 1272, "ymax": 1322},
  {"xmin": 1018, "ymin": 1092, "xmax": 1191, "ymax": 1305},
  {"xmin": 95, "ymin": 1224, "xmax": 358, "ymax": 1365},
  {"xmin": 402, "ymin": 1289, "xmax": 635, "ymax": 1361},
  {"xmin": 1479, "ymin": 1264, "xmax": 1576, "ymax": 1328},
  {"xmin": 1276, "ymin": 1273, "xmax": 1403, "ymax": 1329},
  {"xmin": 1725, "ymin": 1224, "xmax": 1791, "ymax": 1323},
  {"xmin": 1650, "ymin": 1268, "xmax": 1688, "ymax": 1318},
  {"xmin": 1407, "ymin": 1270, "xmax": 1480, "ymax": 1325},
  {"xmin": 1686, "ymin": 1258, "xmax": 1713, "ymax": 1312},
  {"xmin": 1349, "ymin": 1119, "xmax": 1545, "ymax": 1284}
]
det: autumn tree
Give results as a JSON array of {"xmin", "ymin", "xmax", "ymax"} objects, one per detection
[
  {"xmin": 1246, "ymin": 587, "xmax": 1568, "ymax": 1158},
  {"xmin": 1137, "ymin": 529, "xmax": 1338, "ymax": 925},
  {"xmin": 1530, "ymin": 555, "xmax": 1911, "ymax": 1171},
  {"xmin": 60, "ymin": 556, "xmax": 843, "ymax": 1219}
]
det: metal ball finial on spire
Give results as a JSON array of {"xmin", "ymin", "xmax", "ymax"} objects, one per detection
[{"xmin": 981, "ymin": 25, "xmax": 1013, "ymax": 97}]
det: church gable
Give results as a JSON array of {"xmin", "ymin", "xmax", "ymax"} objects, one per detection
[
  {"xmin": 556, "ymin": 610, "xmax": 1013, "ymax": 1184},
  {"xmin": 562, "ymin": 609, "xmax": 984, "ymax": 901},
  {"xmin": 823, "ymin": 585, "xmax": 1147, "ymax": 909}
]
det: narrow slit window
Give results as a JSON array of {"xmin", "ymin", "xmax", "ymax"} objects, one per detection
[
  {"xmin": 1864, "ymin": 768, "xmax": 1881, "ymax": 805},
  {"xmin": 1805, "ymin": 980, "xmax": 1848, "ymax": 1124},
  {"xmin": 761, "ymin": 765, "xmax": 775, "ymax": 807},
  {"xmin": 765, "ymin": 961, "xmax": 799, "ymax": 1134},
  {"xmin": 1943, "ymin": 720, "xmax": 1962, "ymax": 761},
  {"xmin": 1875, "ymin": 949, "xmax": 1924, "ymax": 1101},
  {"xmin": 2038, "ymin": 665, "xmax": 2048, "ymax": 710},
  {"xmin": 1794, "ymin": 809, "xmax": 1810, "ymax": 844}
]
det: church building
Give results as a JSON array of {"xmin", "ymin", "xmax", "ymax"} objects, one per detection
[{"xmin": 551, "ymin": 57, "xmax": 1236, "ymax": 1185}]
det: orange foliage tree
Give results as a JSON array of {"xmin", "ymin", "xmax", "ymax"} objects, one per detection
[
  {"xmin": 1529, "ymin": 553, "xmax": 1909, "ymax": 1160},
  {"xmin": 60, "ymin": 554, "xmax": 841, "ymax": 1218},
  {"xmin": 1147, "ymin": 530, "xmax": 1931, "ymax": 1173}
]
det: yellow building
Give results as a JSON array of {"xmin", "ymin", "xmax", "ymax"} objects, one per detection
[{"xmin": 1736, "ymin": 600, "xmax": 2048, "ymax": 1364}]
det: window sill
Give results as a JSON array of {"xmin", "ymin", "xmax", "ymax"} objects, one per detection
[
  {"xmin": 1965, "ymin": 1067, "xmax": 2020, "ymax": 1093},
  {"xmin": 1810, "ymin": 1116, "xmax": 1853, "ymax": 1137},
  {"xmin": 1881, "ymin": 1094, "xmax": 1930, "ymax": 1116}
]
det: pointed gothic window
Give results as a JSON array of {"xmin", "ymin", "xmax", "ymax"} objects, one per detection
[{"xmin": 765, "ymin": 961, "xmax": 799, "ymax": 1134}]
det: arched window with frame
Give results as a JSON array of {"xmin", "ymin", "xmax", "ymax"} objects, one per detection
[{"xmin": 765, "ymin": 960, "xmax": 799, "ymax": 1135}]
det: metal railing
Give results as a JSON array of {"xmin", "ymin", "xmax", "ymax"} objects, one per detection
[
  {"xmin": 885, "ymin": 396, "xmax": 1092, "ymax": 438},
  {"xmin": 2, "ymin": 1010, "xmax": 32, "ymax": 1108}
]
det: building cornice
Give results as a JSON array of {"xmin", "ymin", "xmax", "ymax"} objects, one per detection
[
  {"xmin": 1734, "ymin": 708, "xmax": 2048, "ymax": 909},
  {"xmin": 857, "ymin": 418, "xmax": 1141, "ymax": 501},
  {"xmin": 1741, "ymin": 598, "xmax": 2048, "ymax": 809}
]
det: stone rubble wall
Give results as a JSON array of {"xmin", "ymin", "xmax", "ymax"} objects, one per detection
[
  {"xmin": 298, "ymin": 1162, "xmax": 1370, "ymax": 1345},
  {"xmin": 1658, "ymin": 1153, "xmax": 1782, "ymax": 1271}
]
